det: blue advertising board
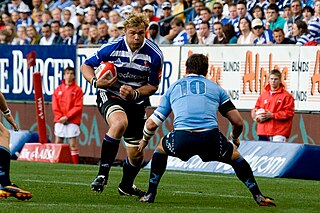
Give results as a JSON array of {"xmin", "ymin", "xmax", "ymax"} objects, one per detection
[
  {"xmin": 145, "ymin": 141, "xmax": 320, "ymax": 180},
  {"xmin": 0, "ymin": 45, "xmax": 76, "ymax": 101}
]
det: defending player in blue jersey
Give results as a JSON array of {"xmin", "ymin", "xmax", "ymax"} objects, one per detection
[
  {"xmin": 80, "ymin": 13, "xmax": 163, "ymax": 197},
  {"xmin": 138, "ymin": 54, "xmax": 276, "ymax": 207}
]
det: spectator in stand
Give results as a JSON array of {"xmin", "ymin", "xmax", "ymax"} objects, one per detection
[
  {"xmin": 143, "ymin": 4, "xmax": 160, "ymax": 22},
  {"xmin": 213, "ymin": 21, "xmax": 227, "ymax": 44},
  {"xmin": 5, "ymin": 23, "xmax": 17, "ymax": 44},
  {"xmin": 59, "ymin": 25, "xmax": 67, "ymax": 41},
  {"xmin": 77, "ymin": 22, "xmax": 90, "ymax": 44},
  {"xmin": 26, "ymin": 25, "xmax": 41, "ymax": 44},
  {"xmin": 117, "ymin": 21, "xmax": 125, "ymax": 36},
  {"xmin": 16, "ymin": 5, "xmax": 34, "ymax": 28},
  {"xmin": 237, "ymin": 17, "xmax": 255, "ymax": 44},
  {"xmin": 15, "ymin": 26, "xmax": 31, "ymax": 44},
  {"xmin": 11, "ymin": 10, "xmax": 20, "ymax": 25},
  {"xmin": 31, "ymin": 0, "xmax": 45, "ymax": 21},
  {"xmin": 39, "ymin": 23, "xmax": 55, "ymax": 45},
  {"xmin": 251, "ymin": 5, "xmax": 266, "ymax": 25},
  {"xmin": 133, "ymin": 6, "xmax": 143, "ymax": 14},
  {"xmin": 195, "ymin": 7, "xmax": 214, "ymax": 32},
  {"xmin": 51, "ymin": 20, "xmax": 63, "ymax": 44},
  {"xmin": 292, "ymin": 20, "xmax": 315, "ymax": 45},
  {"xmin": 84, "ymin": 25, "xmax": 99, "ymax": 45},
  {"xmin": 63, "ymin": 22, "xmax": 76, "ymax": 45},
  {"xmin": 166, "ymin": 16, "xmax": 188, "ymax": 45},
  {"xmin": 198, "ymin": 21, "xmax": 216, "ymax": 44},
  {"xmin": 42, "ymin": 10, "xmax": 53, "ymax": 25},
  {"xmin": 51, "ymin": 7, "xmax": 62, "ymax": 24},
  {"xmin": 85, "ymin": 9, "xmax": 98, "ymax": 26},
  {"xmin": 307, "ymin": 0, "xmax": 320, "ymax": 43},
  {"xmin": 93, "ymin": 0, "xmax": 110, "ymax": 12},
  {"xmin": 1, "ymin": 12, "xmax": 14, "ymax": 26},
  {"xmin": 33, "ymin": 10, "xmax": 44, "ymax": 33},
  {"xmin": 272, "ymin": 27, "xmax": 295, "ymax": 44},
  {"xmin": 147, "ymin": 21, "xmax": 170, "ymax": 44},
  {"xmin": 159, "ymin": 2, "xmax": 173, "ymax": 37},
  {"xmin": 121, "ymin": 5, "xmax": 134, "ymax": 20},
  {"xmin": 62, "ymin": 7, "xmax": 72, "ymax": 26},
  {"xmin": 265, "ymin": 3, "xmax": 286, "ymax": 31},
  {"xmin": 186, "ymin": 0, "xmax": 204, "ymax": 23},
  {"xmin": 236, "ymin": 1, "xmax": 253, "ymax": 21},
  {"xmin": 0, "ymin": 30, "xmax": 9, "ymax": 44},
  {"xmin": 302, "ymin": 6, "xmax": 314, "ymax": 24},
  {"xmin": 185, "ymin": 22, "xmax": 199, "ymax": 44},
  {"xmin": 252, "ymin": 18, "xmax": 273, "ymax": 44},
  {"xmin": 108, "ymin": 24, "xmax": 121, "ymax": 42},
  {"xmin": 255, "ymin": 0, "xmax": 270, "ymax": 14},
  {"xmin": 223, "ymin": 23, "xmax": 238, "ymax": 44},
  {"xmin": 97, "ymin": 21, "xmax": 110, "ymax": 44},
  {"xmin": 251, "ymin": 69, "xmax": 294, "ymax": 142},
  {"xmin": 52, "ymin": 66, "xmax": 83, "ymax": 164},
  {"xmin": 228, "ymin": 3, "xmax": 239, "ymax": 35},
  {"xmin": 283, "ymin": 0, "xmax": 303, "ymax": 41},
  {"xmin": 74, "ymin": 7, "xmax": 86, "ymax": 43},
  {"xmin": 108, "ymin": 10, "xmax": 122, "ymax": 26},
  {"xmin": 212, "ymin": 2, "xmax": 229, "ymax": 25},
  {"xmin": 281, "ymin": 4, "xmax": 292, "ymax": 21}
]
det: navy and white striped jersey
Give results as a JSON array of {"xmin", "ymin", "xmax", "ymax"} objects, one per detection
[
  {"xmin": 308, "ymin": 17, "xmax": 320, "ymax": 43},
  {"xmin": 153, "ymin": 74, "xmax": 230, "ymax": 130},
  {"xmin": 84, "ymin": 36, "xmax": 164, "ymax": 102},
  {"xmin": 295, "ymin": 33, "xmax": 314, "ymax": 45}
]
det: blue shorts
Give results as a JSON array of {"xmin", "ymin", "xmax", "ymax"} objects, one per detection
[{"xmin": 162, "ymin": 128, "xmax": 233, "ymax": 162}]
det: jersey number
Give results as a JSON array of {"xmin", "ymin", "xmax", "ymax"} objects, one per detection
[{"xmin": 179, "ymin": 80, "xmax": 206, "ymax": 95}]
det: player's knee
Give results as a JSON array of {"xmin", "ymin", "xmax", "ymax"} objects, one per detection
[
  {"xmin": 128, "ymin": 154, "xmax": 144, "ymax": 166},
  {"xmin": 231, "ymin": 147, "xmax": 241, "ymax": 161},
  {"xmin": 109, "ymin": 119, "xmax": 128, "ymax": 134}
]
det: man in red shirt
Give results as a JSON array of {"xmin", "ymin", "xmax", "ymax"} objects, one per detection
[
  {"xmin": 251, "ymin": 69, "xmax": 294, "ymax": 142},
  {"xmin": 143, "ymin": 4, "xmax": 160, "ymax": 22},
  {"xmin": 52, "ymin": 67, "xmax": 83, "ymax": 163}
]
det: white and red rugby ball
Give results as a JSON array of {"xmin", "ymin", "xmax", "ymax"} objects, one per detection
[
  {"xmin": 95, "ymin": 62, "xmax": 117, "ymax": 80},
  {"xmin": 255, "ymin": 108, "xmax": 265, "ymax": 122}
]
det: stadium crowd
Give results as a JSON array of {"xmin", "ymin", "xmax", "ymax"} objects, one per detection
[{"xmin": 0, "ymin": 0, "xmax": 319, "ymax": 45}]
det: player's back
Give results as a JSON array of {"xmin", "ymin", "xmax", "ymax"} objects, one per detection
[{"xmin": 168, "ymin": 74, "xmax": 229, "ymax": 130}]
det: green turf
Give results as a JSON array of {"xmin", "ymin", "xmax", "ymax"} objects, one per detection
[{"xmin": 1, "ymin": 161, "xmax": 319, "ymax": 213}]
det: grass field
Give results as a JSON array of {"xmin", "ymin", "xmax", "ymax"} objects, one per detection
[{"xmin": 1, "ymin": 161, "xmax": 319, "ymax": 213}]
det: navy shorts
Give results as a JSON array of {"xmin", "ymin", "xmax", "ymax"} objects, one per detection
[
  {"xmin": 162, "ymin": 128, "xmax": 234, "ymax": 163},
  {"xmin": 96, "ymin": 90, "xmax": 145, "ymax": 143}
]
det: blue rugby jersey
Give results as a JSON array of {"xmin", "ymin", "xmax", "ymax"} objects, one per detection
[
  {"xmin": 84, "ymin": 36, "xmax": 164, "ymax": 102},
  {"xmin": 153, "ymin": 74, "xmax": 230, "ymax": 130}
]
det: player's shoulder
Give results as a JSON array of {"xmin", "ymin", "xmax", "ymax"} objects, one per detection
[
  {"xmin": 99, "ymin": 36, "xmax": 124, "ymax": 51},
  {"xmin": 144, "ymin": 39, "xmax": 164, "ymax": 59}
]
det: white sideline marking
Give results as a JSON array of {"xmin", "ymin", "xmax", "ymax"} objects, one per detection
[
  {"xmin": 24, "ymin": 179, "xmax": 88, "ymax": 186},
  {"xmin": 173, "ymin": 191, "xmax": 250, "ymax": 199}
]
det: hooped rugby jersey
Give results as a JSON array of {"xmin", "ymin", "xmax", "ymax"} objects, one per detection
[{"xmin": 85, "ymin": 36, "xmax": 164, "ymax": 103}]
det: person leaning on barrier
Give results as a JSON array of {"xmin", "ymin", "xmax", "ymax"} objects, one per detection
[
  {"xmin": 138, "ymin": 54, "xmax": 276, "ymax": 207},
  {"xmin": 0, "ymin": 92, "xmax": 32, "ymax": 200},
  {"xmin": 251, "ymin": 69, "xmax": 294, "ymax": 142}
]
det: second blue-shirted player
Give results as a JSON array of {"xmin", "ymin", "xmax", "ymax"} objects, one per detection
[{"xmin": 138, "ymin": 54, "xmax": 276, "ymax": 207}]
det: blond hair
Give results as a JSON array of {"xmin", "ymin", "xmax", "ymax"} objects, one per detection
[{"xmin": 124, "ymin": 13, "xmax": 149, "ymax": 30}]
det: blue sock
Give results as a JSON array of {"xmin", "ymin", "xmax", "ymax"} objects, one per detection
[
  {"xmin": 98, "ymin": 134, "xmax": 120, "ymax": 178},
  {"xmin": 0, "ymin": 146, "xmax": 11, "ymax": 186},
  {"xmin": 231, "ymin": 157, "xmax": 261, "ymax": 197},
  {"xmin": 147, "ymin": 150, "xmax": 168, "ymax": 195}
]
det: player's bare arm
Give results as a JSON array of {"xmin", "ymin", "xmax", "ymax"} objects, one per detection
[{"xmin": 119, "ymin": 84, "xmax": 158, "ymax": 100}]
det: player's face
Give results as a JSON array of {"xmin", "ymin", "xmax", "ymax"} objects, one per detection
[
  {"xmin": 269, "ymin": 74, "xmax": 281, "ymax": 90},
  {"xmin": 125, "ymin": 25, "xmax": 146, "ymax": 52}
]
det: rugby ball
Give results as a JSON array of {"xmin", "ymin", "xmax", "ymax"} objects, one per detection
[
  {"xmin": 95, "ymin": 62, "xmax": 117, "ymax": 80},
  {"xmin": 255, "ymin": 108, "xmax": 265, "ymax": 122}
]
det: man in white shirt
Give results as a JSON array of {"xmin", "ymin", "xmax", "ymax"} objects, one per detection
[
  {"xmin": 198, "ymin": 21, "xmax": 216, "ymax": 44},
  {"xmin": 39, "ymin": 24, "xmax": 56, "ymax": 45}
]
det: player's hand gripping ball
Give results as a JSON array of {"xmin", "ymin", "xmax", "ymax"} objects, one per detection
[
  {"xmin": 255, "ymin": 108, "xmax": 265, "ymax": 122},
  {"xmin": 95, "ymin": 62, "xmax": 117, "ymax": 80}
]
